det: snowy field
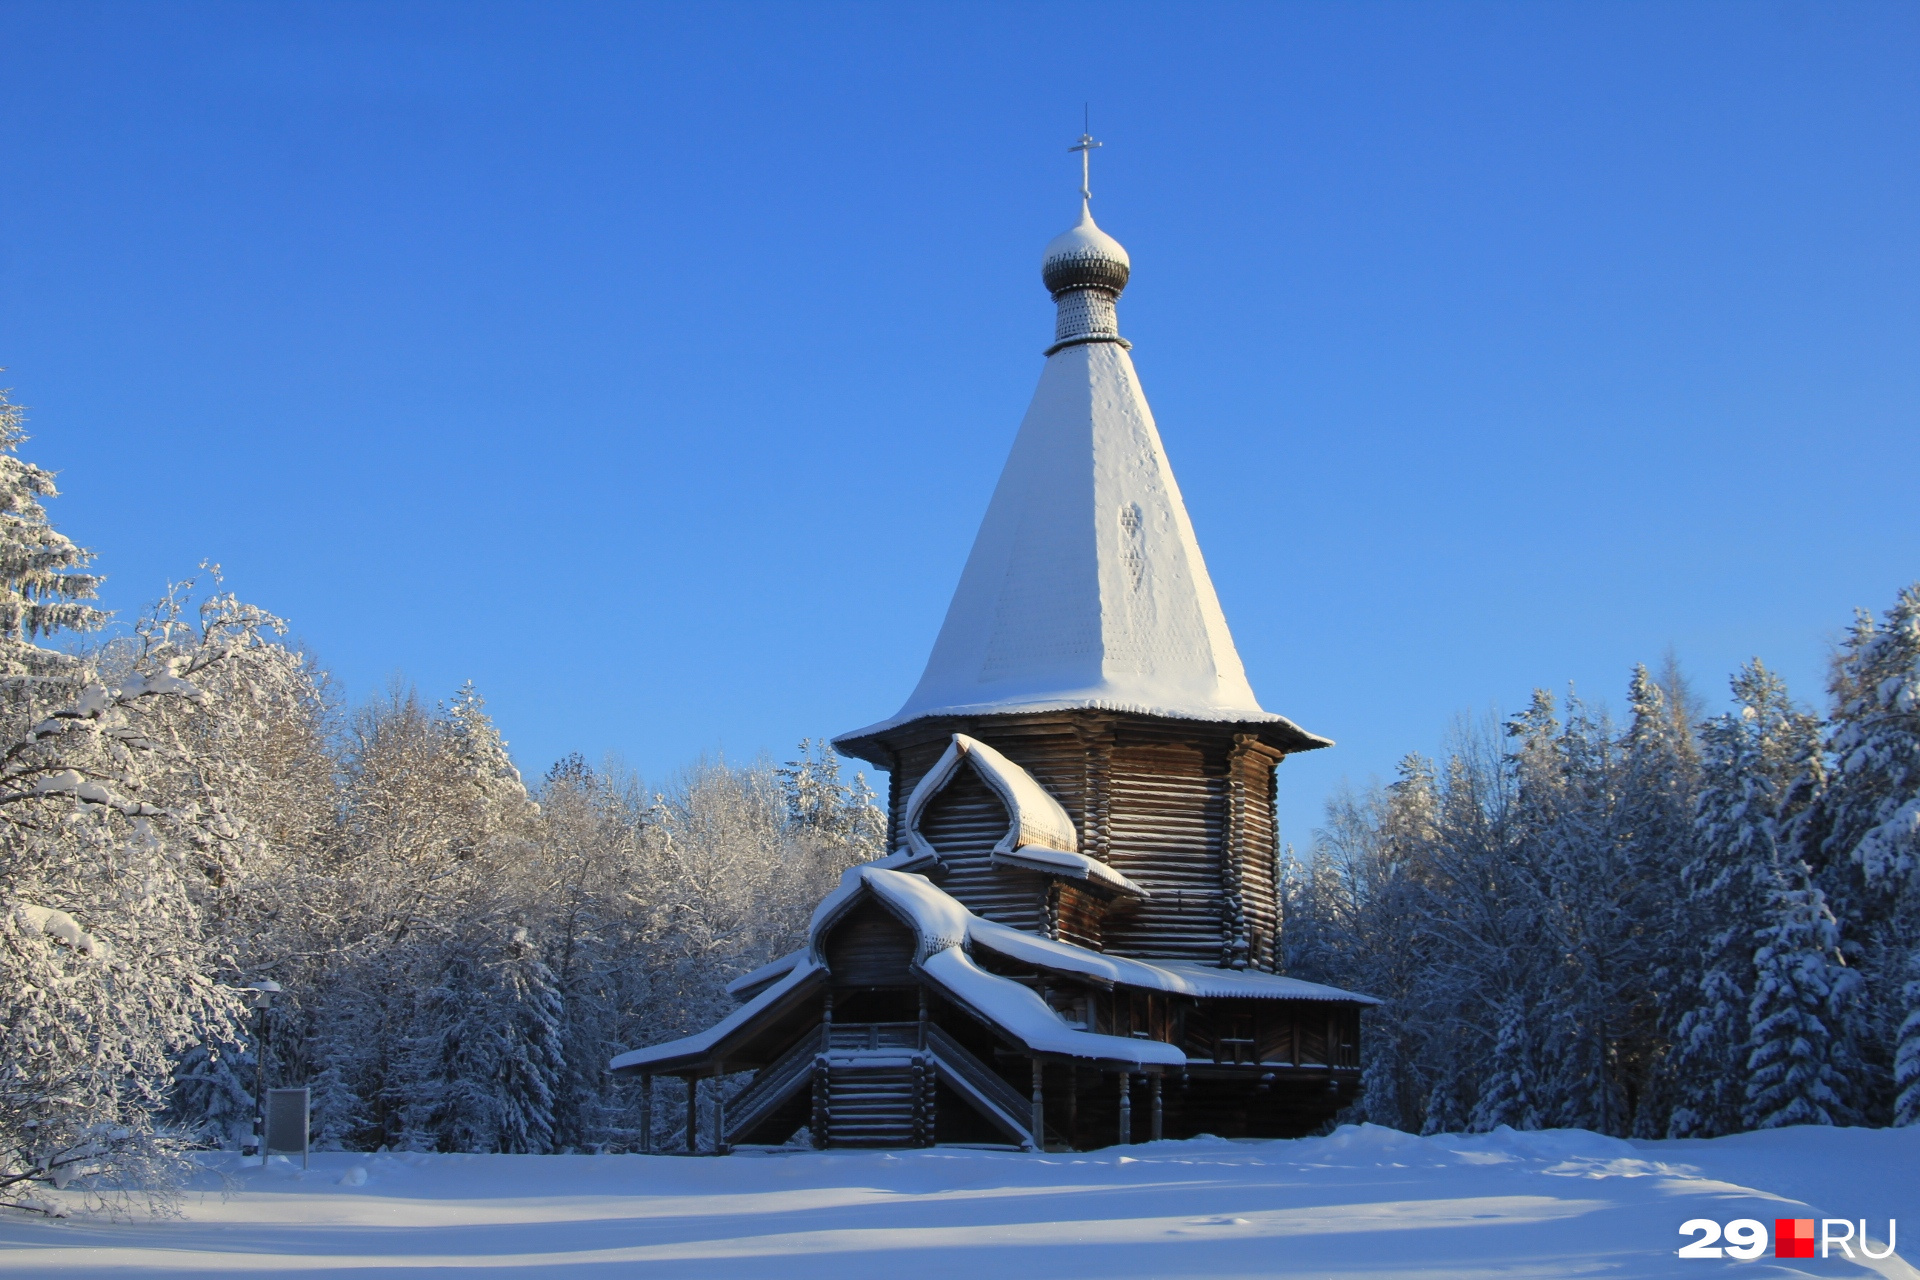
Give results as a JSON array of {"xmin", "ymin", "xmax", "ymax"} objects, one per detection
[{"xmin": 1, "ymin": 1124, "xmax": 1915, "ymax": 1278}]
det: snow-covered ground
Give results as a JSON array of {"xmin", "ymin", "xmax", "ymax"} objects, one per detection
[{"xmin": 1, "ymin": 1124, "xmax": 1914, "ymax": 1278}]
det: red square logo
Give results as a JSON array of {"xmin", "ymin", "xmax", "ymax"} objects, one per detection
[{"xmin": 1775, "ymin": 1218, "xmax": 1816, "ymax": 1259}]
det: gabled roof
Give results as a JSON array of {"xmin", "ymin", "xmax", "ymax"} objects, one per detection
[
  {"xmin": 900, "ymin": 733, "xmax": 1148, "ymax": 898},
  {"xmin": 612, "ymin": 862, "xmax": 1376, "ymax": 1078},
  {"xmin": 902, "ymin": 734, "xmax": 1079, "ymax": 858}
]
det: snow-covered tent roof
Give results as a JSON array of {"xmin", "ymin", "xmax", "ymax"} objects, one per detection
[
  {"xmin": 835, "ymin": 208, "xmax": 1328, "ymax": 763},
  {"xmin": 612, "ymin": 862, "xmax": 1375, "ymax": 1078}
]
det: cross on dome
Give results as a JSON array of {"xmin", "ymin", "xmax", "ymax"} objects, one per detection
[{"xmin": 1069, "ymin": 129, "xmax": 1101, "ymax": 203}]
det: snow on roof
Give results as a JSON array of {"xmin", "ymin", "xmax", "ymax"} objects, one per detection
[
  {"xmin": 901, "ymin": 733, "xmax": 1081, "ymax": 857},
  {"xmin": 920, "ymin": 947, "xmax": 1183, "ymax": 1070},
  {"xmin": 807, "ymin": 861, "xmax": 972, "ymax": 967},
  {"xmin": 609, "ymin": 958, "xmax": 822, "ymax": 1075},
  {"xmin": 724, "ymin": 950, "xmax": 803, "ymax": 1002},
  {"xmin": 1144, "ymin": 959, "xmax": 1384, "ymax": 1004},
  {"xmin": 990, "ymin": 845, "xmax": 1147, "ymax": 898},
  {"xmin": 614, "ymin": 864, "xmax": 1374, "ymax": 1076},
  {"xmin": 819, "ymin": 865, "xmax": 1375, "ymax": 1008},
  {"xmin": 835, "ymin": 341, "xmax": 1332, "ymax": 753},
  {"xmin": 966, "ymin": 917, "xmax": 1379, "ymax": 1004}
]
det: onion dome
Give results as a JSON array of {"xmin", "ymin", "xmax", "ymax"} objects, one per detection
[{"xmin": 1042, "ymin": 200, "xmax": 1131, "ymax": 298}]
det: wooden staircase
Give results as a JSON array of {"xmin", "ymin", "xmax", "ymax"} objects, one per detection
[
  {"xmin": 923, "ymin": 1025, "xmax": 1037, "ymax": 1148},
  {"xmin": 809, "ymin": 1023, "xmax": 932, "ymax": 1148},
  {"xmin": 728, "ymin": 1021, "xmax": 1048, "ymax": 1151},
  {"xmin": 724, "ymin": 1026, "xmax": 824, "ymax": 1145},
  {"xmin": 816, "ymin": 1053, "xmax": 930, "ymax": 1147}
]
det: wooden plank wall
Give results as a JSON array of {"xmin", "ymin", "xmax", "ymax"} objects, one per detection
[
  {"xmin": 917, "ymin": 765, "xmax": 1048, "ymax": 934},
  {"xmin": 1226, "ymin": 737, "xmax": 1284, "ymax": 971},
  {"xmin": 1181, "ymin": 1000, "xmax": 1362, "ymax": 1068},
  {"xmin": 1102, "ymin": 726, "xmax": 1227, "ymax": 963},
  {"xmin": 824, "ymin": 901, "xmax": 918, "ymax": 987},
  {"xmin": 879, "ymin": 712, "xmax": 1289, "ymax": 971}
]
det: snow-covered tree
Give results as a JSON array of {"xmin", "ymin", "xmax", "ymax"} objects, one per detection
[
  {"xmin": 1666, "ymin": 661, "xmax": 1818, "ymax": 1136},
  {"xmin": 402, "ymin": 922, "xmax": 563, "ymax": 1154},
  {"xmin": 778, "ymin": 738, "xmax": 886, "ymax": 864},
  {"xmin": 0, "ymin": 390, "xmax": 268, "ymax": 1212},
  {"xmin": 1792, "ymin": 585, "xmax": 1920, "ymax": 1124},
  {"xmin": 525, "ymin": 755, "xmax": 655, "ymax": 1152},
  {"xmin": 1743, "ymin": 868, "xmax": 1859, "ymax": 1128},
  {"xmin": 1293, "ymin": 672, "xmax": 1718, "ymax": 1140},
  {"xmin": 0, "ymin": 386, "xmax": 104, "ymax": 676},
  {"xmin": 289, "ymin": 682, "xmax": 547, "ymax": 1152}
]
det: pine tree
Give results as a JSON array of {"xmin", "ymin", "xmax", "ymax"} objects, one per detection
[
  {"xmin": 404, "ymin": 922, "xmax": 562, "ymax": 1154},
  {"xmin": 0, "ymin": 386, "xmax": 104, "ymax": 676},
  {"xmin": 1900, "ymin": 953, "xmax": 1920, "ymax": 1126},
  {"xmin": 1791, "ymin": 585, "xmax": 1920, "ymax": 1124},
  {"xmin": 1743, "ymin": 867, "xmax": 1858, "ymax": 1128},
  {"xmin": 1617, "ymin": 665, "xmax": 1701, "ymax": 1136},
  {"xmin": 778, "ymin": 738, "xmax": 886, "ymax": 865},
  {"xmin": 1667, "ymin": 661, "xmax": 1817, "ymax": 1136},
  {"xmin": 1470, "ymin": 997, "xmax": 1546, "ymax": 1132}
]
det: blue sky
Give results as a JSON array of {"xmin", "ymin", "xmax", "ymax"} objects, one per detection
[{"xmin": 2, "ymin": 2, "xmax": 1915, "ymax": 845}]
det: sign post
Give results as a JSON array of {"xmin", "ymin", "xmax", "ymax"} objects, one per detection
[{"xmin": 265, "ymin": 1087, "xmax": 310, "ymax": 1170}]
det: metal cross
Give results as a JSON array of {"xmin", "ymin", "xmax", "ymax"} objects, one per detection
[{"xmin": 1069, "ymin": 127, "xmax": 1102, "ymax": 203}]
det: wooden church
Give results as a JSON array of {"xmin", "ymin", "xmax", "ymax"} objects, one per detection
[{"xmin": 611, "ymin": 140, "xmax": 1376, "ymax": 1152}]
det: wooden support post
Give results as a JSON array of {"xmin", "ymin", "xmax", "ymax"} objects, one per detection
[
  {"xmin": 1150, "ymin": 1073, "xmax": 1163, "ymax": 1142},
  {"xmin": 1066, "ymin": 1068, "xmax": 1079, "ymax": 1147},
  {"xmin": 714, "ymin": 1067, "xmax": 728, "ymax": 1155},
  {"xmin": 686, "ymin": 1077, "xmax": 698, "ymax": 1154},
  {"xmin": 1030, "ymin": 1059, "xmax": 1045, "ymax": 1152},
  {"xmin": 640, "ymin": 1075, "xmax": 653, "ymax": 1154},
  {"xmin": 1117, "ymin": 1071, "xmax": 1132, "ymax": 1146},
  {"xmin": 810, "ymin": 1054, "xmax": 830, "ymax": 1149},
  {"xmin": 917, "ymin": 985, "xmax": 928, "ymax": 1050}
]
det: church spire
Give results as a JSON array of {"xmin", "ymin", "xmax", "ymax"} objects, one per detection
[{"xmin": 835, "ymin": 142, "xmax": 1326, "ymax": 764}]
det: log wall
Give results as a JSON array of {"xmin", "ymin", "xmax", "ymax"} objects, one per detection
[
  {"xmin": 916, "ymin": 764, "xmax": 1047, "ymax": 934},
  {"xmin": 1047, "ymin": 882, "xmax": 1107, "ymax": 951},
  {"xmin": 824, "ymin": 900, "xmax": 918, "ymax": 987},
  {"xmin": 1180, "ymin": 1000, "xmax": 1361, "ymax": 1069},
  {"xmin": 877, "ymin": 710, "xmax": 1289, "ymax": 971},
  {"xmin": 1226, "ymin": 736, "xmax": 1285, "ymax": 970},
  {"xmin": 1102, "ymin": 726, "xmax": 1226, "ymax": 963}
]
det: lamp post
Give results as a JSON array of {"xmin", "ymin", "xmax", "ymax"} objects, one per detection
[{"xmin": 245, "ymin": 981, "xmax": 282, "ymax": 1162}]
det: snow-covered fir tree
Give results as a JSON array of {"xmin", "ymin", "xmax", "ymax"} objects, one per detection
[
  {"xmin": 1287, "ymin": 585, "xmax": 1920, "ymax": 1138},
  {"xmin": 1666, "ymin": 661, "xmax": 1818, "ymax": 1136},
  {"xmin": 1742, "ymin": 863, "xmax": 1859, "ymax": 1129},
  {"xmin": 0, "ymin": 386, "xmax": 104, "ymax": 674},
  {"xmin": 1792, "ymin": 584, "xmax": 1920, "ymax": 1125},
  {"xmin": 777, "ymin": 737, "xmax": 886, "ymax": 862},
  {"xmin": 402, "ymin": 921, "xmax": 564, "ymax": 1154}
]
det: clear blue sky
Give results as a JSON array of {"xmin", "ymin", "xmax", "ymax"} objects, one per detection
[{"xmin": 2, "ymin": 2, "xmax": 1915, "ymax": 846}]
